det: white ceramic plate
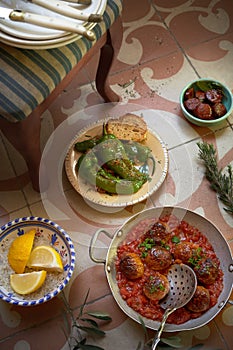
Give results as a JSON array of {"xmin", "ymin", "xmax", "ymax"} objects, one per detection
[
  {"xmin": 0, "ymin": 0, "xmax": 106, "ymax": 41},
  {"xmin": 0, "ymin": 30, "xmax": 79, "ymax": 49},
  {"xmin": 65, "ymin": 119, "xmax": 169, "ymax": 208}
]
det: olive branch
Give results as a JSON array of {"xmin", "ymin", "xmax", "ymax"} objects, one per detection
[
  {"xmin": 61, "ymin": 289, "xmax": 221, "ymax": 350},
  {"xmin": 61, "ymin": 289, "xmax": 112, "ymax": 350}
]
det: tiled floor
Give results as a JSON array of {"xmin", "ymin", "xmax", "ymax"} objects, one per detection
[{"xmin": 0, "ymin": 0, "xmax": 233, "ymax": 349}]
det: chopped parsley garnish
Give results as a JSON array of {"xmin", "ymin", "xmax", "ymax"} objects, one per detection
[
  {"xmin": 160, "ymin": 240, "xmax": 170, "ymax": 250},
  {"xmin": 171, "ymin": 236, "xmax": 180, "ymax": 244},
  {"xmin": 138, "ymin": 238, "xmax": 155, "ymax": 250},
  {"xmin": 138, "ymin": 238, "xmax": 155, "ymax": 257},
  {"xmin": 148, "ymin": 277, "xmax": 165, "ymax": 294},
  {"xmin": 188, "ymin": 247, "xmax": 203, "ymax": 267}
]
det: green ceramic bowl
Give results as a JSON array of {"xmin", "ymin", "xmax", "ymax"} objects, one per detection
[{"xmin": 180, "ymin": 78, "xmax": 233, "ymax": 126}]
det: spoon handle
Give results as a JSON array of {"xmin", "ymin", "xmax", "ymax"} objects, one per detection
[{"xmin": 151, "ymin": 308, "xmax": 175, "ymax": 350}]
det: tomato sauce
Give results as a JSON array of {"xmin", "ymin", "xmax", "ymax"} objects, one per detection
[{"xmin": 115, "ymin": 214, "xmax": 223, "ymax": 325}]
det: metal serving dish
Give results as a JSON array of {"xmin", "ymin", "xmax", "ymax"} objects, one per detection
[{"xmin": 90, "ymin": 206, "xmax": 233, "ymax": 331}]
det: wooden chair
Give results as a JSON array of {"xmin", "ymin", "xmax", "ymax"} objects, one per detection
[{"xmin": 0, "ymin": 0, "xmax": 123, "ymax": 192}]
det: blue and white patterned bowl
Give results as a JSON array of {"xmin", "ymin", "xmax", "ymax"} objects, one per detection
[{"xmin": 0, "ymin": 217, "xmax": 76, "ymax": 307}]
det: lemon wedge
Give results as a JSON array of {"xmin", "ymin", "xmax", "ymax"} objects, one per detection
[
  {"xmin": 8, "ymin": 229, "xmax": 36, "ymax": 274},
  {"xmin": 10, "ymin": 270, "xmax": 47, "ymax": 295},
  {"xmin": 27, "ymin": 245, "xmax": 63, "ymax": 273}
]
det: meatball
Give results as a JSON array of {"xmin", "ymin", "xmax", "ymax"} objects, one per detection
[
  {"xmin": 194, "ymin": 257, "xmax": 219, "ymax": 285},
  {"xmin": 119, "ymin": 252, "xmax": 144, "ymax": 280},
  {"xmin": 145, "ymin": 222, "xmax": 171, "ymax": 244},
  {"xmin": 145, "ymin": 247, "xmax": 172, "ymax": 271},
  {"xmin": 186, "ymin": 286, "xmax": 210, "ymax": 313},
  {"xmin": 143, "ymin": 272, "xmax": 170, "ymax": 301},
  {"xmin": 173, "ymin": 242, "xmax": 200, "ymax": 264}
]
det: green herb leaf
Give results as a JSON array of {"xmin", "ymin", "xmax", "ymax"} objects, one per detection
[
  {"xmin": 196, "ymin": 81, "xmax": 222, "ymax": 92},
  {"xmin": 76, "ymin": 326, "xmax": 106, "ymax": 336},
  {"xmin": 138, "ymin": 238, "xmax": 156, "ymax": 253},
  {"xmin": 197, "ymin": 142, "xmax": 233, "ymax": 214},
  {"xmin": 135, "ymin": 342, "xmax": 143, "ymax": 350},
  {"xmin": 188, "ymin": 344, "xmax": 204, "ymax": 350},
  {"xmin": 78, "ymin": 288, "xmax": 90, "ymax": 318},
  {"xmin": 171, "ymin": 236, "xmax": 180, "ymax": 244},
  {"xmin": 86, "ymin": 312, "xmax": 112, "ymax": 321},
  {"xmin": 141, "ymin": 251, "xmax": 148, "ymax": 258},
  {"xmin": 80, "ymin": 318, "xmax": 99, "ymax": 328},
  {"xmin": 138, "ymin": 316, "xmax": 149, "ymax": 341},
  {"xmin": 78, "ymin": 345, "xmax": 105, "ymax": 350},
  {"xmin": 160, "ymin": 336, "xmax": 183, "ymax": 348}
]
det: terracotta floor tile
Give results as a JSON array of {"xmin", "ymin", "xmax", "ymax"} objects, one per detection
[
  {"xmin": 214, "ymin": 296, "xmax": 233, "ymax": 350},
  {"xmin": 0, "ymin": 313, "xmax": 69, "ymax": 350},
  {"xmin": 122, "ymin": 0, "xmax": 156, "ymax": 23},
  {"xmin": 187, "ymin": 37, "xmax": 233, "ymax": 89},
  {"xmin": 110, "ymin": 36, "xmax": 220, "ymax": 113},
  {"xmin": 0, "ymin": 296, "xmax": 64, "ymax": 340},
  {"xmin": 152, "ymin": 0, "xmax": 233, "ymax": 48}
]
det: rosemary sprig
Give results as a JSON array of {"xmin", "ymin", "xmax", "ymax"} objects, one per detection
[{"xmin": 197, "ymin": 141, "xmax": 233, "ymax": 214}]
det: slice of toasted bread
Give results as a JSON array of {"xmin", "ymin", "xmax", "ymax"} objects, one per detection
[{"xmin": 106, "ymin": 113, "xmax": 147, "ymax": 142}]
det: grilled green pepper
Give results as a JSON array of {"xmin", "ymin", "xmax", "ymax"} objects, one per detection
[
  {"xmin": 105, "ymin": 158, "xmax": 148, "ymax": 183},
  {"xmin": 96, "ymin": 137, "xmax": 127, "ymax": 160},
  {"xmin": 123, "ymin": 140, "xmax": 152, "ymax": 164},
  {"xmin": 75, "ymin": 123, "xmax": 116, "ymax": 153},
  {"xmin": 77, "ymin": 151, "xmax": 144, "ymax": 194},
  {"xmin": 75, "ymin": 136, "xmax": 100, "ymax": 153},
  {"xmin": 96, "ymin": 138, "xmax": 148, "ymax": 183}
]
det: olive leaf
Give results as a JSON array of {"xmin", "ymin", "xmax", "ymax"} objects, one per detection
[
  {"xmin": 75, "ymin": 345, "xmax": 105, "ymax": 350},
  {"xmin": 86, "ymin": 312, "xmax": 112, "ymax": 321},
  {"xmin": 188, "ymin": 344, "xmax": 204, "ymax": 350},
  {"xmin": 138, "ymin": 315, "xmax": 149, "ymax": 343},
  {"xmin": 160, "ymin": 336, "xmax": 183, "ymax": 348},
  {"xmin": 78, "ymin": 288, "xmax": 91, "ymax": 318},
  {"xmin": 74, "ymin": 325, "xmax": 105, "ymax": 336},
  {"xmin": 80, "ymin": 318, "xmax": 99, "ymax": 328},
  {"xmin": 196, "ymin": 81, "xmax": 222, "ymax": 92},
  {"xmin": 61, "ymin": 290, "xmax": 112, "ymax": 350}
]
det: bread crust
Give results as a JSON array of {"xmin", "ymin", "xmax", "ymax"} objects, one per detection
[{"xmin": 106, "ymin": 113, "xmax": 147, "ymax": 142}]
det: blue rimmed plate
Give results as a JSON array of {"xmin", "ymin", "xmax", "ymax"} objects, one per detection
[{"xmin": 0, "ymin": 217, "xmax": 76, "ymax": 306}]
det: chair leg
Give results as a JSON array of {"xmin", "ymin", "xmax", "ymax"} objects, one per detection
[
  {"xmin": 96, "ymin": 16, "xmax": 123, "ymax": 102},
  {"xmin": 0, "ymin": 111, "xmax": 41, "ymax": 192}
]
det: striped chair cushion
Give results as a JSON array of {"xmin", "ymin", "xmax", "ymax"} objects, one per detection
[{"xmin": 0, "ymin": 0, "xmax": 122, "ymax": 122}]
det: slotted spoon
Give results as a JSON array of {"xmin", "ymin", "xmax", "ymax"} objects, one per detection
[{"xmin": 148, "ymin": 263, "xmax": 197, "ymax": 350}]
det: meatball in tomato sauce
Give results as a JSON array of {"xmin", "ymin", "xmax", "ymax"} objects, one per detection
[
  {"xmin": 145, "ymin": 222, "xmax": 171, "ymax": 244},
  {"xmin": 143, "ymin": 272, "xmax": 170, "ymax": 301},
  {"xmin": 145, "ymin": 247, "xmax": 172, "ymax": 271},
  {"xmin": 119, "ymin": 252, "xmax": 144, "ymax": 280},
  {"xmin": 186, "ymin": 286, "xmax": 210, "ymax": 313},
  {"xmin": 194, "ymin": 257, "xmax": 219, "ymax": 285},
  {"xmin": 173, "ymin": 242, "xmax": 201, "ymax": 265}
]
